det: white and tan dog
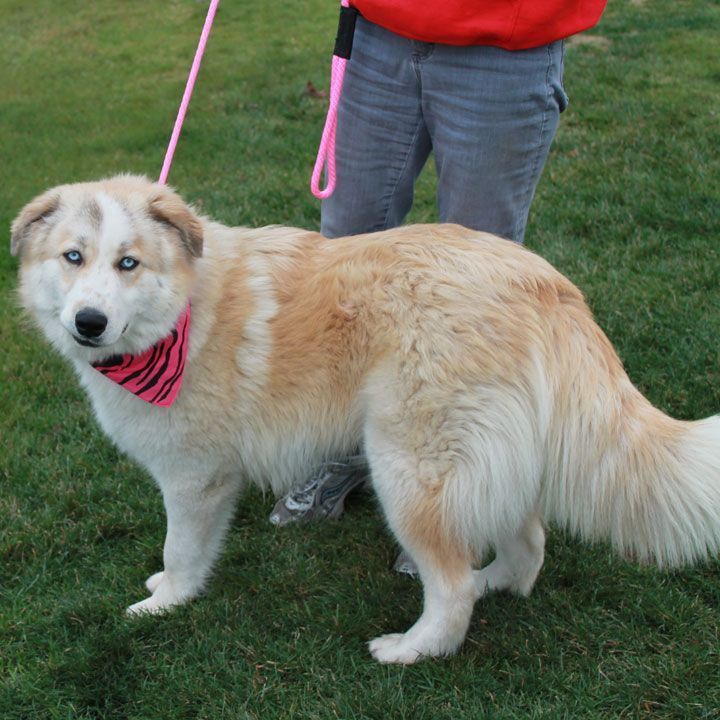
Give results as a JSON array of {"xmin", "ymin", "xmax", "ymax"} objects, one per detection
[{"xmin": 11, "ymin": 175, "xmax": 720, "ymax": 664}]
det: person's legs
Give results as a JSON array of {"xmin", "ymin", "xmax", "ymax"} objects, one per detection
[
  {"xmin": 320, "ymin": 17, "xmax": 432, "ymax": 238},
  {"xmin": 421, "ymin": 40, "xmax": 567, "ymax": 242}
]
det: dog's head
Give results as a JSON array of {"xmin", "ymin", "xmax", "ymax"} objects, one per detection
[{"xmin": 11, "ymin": 175, "xmax": 203, "ymax": 362}]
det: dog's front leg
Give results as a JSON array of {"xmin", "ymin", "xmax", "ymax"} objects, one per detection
[{"xmin": 127, "ymin": 468, "xmax": 240, "ymax": 615}]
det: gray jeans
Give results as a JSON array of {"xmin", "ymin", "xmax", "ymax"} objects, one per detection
[{"xmin": 321, "ymin": 16, "xmax": 568, "ymax": 243}]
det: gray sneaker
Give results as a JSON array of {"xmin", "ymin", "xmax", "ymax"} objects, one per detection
[
  {"xmin": 269, "ymin": 455, "xmax": 369, "ymax": 526},
  {"xmin": 269, "ymin": 455, "xmax": 420, "ymax": 579},
  {"xmin": 393, "ymin": 549, "xmax": 419, "ymax": 577}
]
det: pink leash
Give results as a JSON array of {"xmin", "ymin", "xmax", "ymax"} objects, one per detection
[
  {"xmin": 158, "ymin": 0, "xmax": 355, "ymax": 200},
  {"xmin": 159, "ymin": 0, "xmax": 220, "ymax": 185},
  {"xmin": 311, "ymin": 0, "xmax": 358, "ymax": 199}
]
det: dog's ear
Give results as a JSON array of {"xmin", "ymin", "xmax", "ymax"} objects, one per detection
[
  {"xmin": 10, "ymin": 190, "xmax": 60, "ymax": 257},
  {"xmin": 149, "ymin": 187, "xmax": 204, "ymax": 259}
]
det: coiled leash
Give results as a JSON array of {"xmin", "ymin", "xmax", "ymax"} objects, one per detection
[{"xmin": 310, "ymin": 0, "xmax": 359, "ymax": 199}]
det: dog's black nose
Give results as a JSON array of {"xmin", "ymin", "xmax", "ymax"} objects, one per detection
[{"xmin": 75, "ymin": 308, "xmax": 108, "ymax": 338}]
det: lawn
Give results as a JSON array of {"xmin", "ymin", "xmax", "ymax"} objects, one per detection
[{"xmin": 1, "ymin": 0, "xmax": 720, "ymax": 718}]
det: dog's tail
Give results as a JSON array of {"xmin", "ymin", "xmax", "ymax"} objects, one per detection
[{"xmin": 540, "ymin": 322, "xmax": 720, "ymax": 568}]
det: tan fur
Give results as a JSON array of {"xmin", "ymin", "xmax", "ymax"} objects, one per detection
[
  {"xmin": 401, "ymin": 484, "xmax": 473, "ymax": 585},
  {"xmin": 12, "ymin": 176, "xmax": 720, "ymax": 664},
  {"xmin": 10, "ymin": 188, "xmax": 60, "ymax": 256},
  {"xmin": 149, "ymin": 185, "xmax": 204, "ymax": 258}
]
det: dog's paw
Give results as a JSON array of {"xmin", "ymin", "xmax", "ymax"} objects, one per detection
[
  {"xmin": 145, "ymin": 571, "xmax": 164, "ymax": 593},
  {"xmin": 126, "ymin": 596, "xmax": 172, "ymax": 616},
  {"xmin": 126, "ymin": 572, "xmax": 200, "ymax": 616},
  {"xmin": 368, "ymin": 633, "xmax": 424, "ymax": 664},
  {"xmin": 125, "ymin": 597, "xmax": 165, "ymax": 616}
]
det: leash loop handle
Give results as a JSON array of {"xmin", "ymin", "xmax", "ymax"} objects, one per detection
[{"xmin": 311, "ymin": 0, "xmax": 357, "ymax": 200}]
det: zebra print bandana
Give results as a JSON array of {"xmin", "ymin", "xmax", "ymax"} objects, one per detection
[{"xmin": 92, "ymin": 303, "xmax": 191, "ymax": 408}]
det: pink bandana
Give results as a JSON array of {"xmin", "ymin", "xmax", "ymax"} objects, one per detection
[{"xmin": 92, "ymin": 304, "xmax": 191, "ymax": 408}]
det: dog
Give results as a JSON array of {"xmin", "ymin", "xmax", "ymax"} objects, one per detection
[{"xmin": 11, "ymin": 175, "xmax": 720, "ymax": 664}]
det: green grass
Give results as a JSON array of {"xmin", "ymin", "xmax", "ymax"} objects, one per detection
[{"xmin": 2, "ymin": 0, "xmax": 720, "ymax": 717}]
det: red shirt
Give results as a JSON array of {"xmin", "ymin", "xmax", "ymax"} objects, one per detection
[{"xmin": 351, "ymin": 0, "xmax": 608, "ymax": 49}]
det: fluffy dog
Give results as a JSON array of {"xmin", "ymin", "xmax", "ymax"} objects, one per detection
[{"xmin": 11, "ymin": 175, "xmax": 720, "ymax": 664}]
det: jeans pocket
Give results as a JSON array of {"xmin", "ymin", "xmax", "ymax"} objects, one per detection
[
  {"xmin": 552, "ymin": 79, "xmax": 570, "ymax": 113},
  {"xmin": 549, "ymin": 40, "xmax": 569, "ymax": 113}
]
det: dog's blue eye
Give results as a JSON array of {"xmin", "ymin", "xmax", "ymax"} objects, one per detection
[
  {"xmin": 64, "ymin": 250, "xmax": 82, "ymax": 265},
  {"xmin": 118, "ymin": 257, "xmax": 139, "ymax": 271}
]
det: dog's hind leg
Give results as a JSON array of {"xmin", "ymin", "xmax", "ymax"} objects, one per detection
[
  {"xmin": 127, "ymin": 468, "xmax": 240, "ymax": 615},
  {"xmin": 365, "ymin": 448, "xmax": 478, "ymax": 664},
  {"xmin": 474, "ymin": 512, "xmax": 545, "ymax": 598}
]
